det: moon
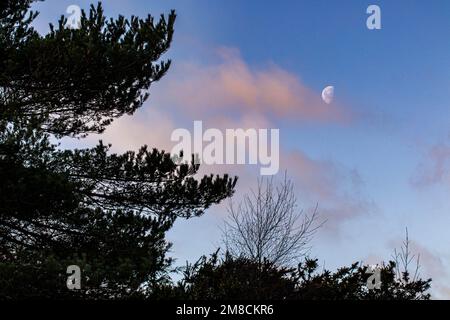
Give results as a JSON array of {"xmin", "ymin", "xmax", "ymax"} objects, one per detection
[{"xmin": 321, "ymin": 86, "xmax": 334, "ymax": 104}]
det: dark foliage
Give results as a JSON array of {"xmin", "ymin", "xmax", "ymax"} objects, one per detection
[{"xmin": 161, "ymin": 251, "xmax": 431, "ymax": 300}]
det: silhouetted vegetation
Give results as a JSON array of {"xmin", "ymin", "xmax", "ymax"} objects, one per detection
[
  {"xmin": 156, "ymin": 250, "xmax": 431, "ymax": 300},
  {"xmin": 0, "ymin": 0, "xmax": 235, "ymax": 299}
]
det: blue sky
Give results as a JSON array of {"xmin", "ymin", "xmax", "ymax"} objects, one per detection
[{"xmin": 32, "ymin": 0, "xmax": 450, "ymax": 297}]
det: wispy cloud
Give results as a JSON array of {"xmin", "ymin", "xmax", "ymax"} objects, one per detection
[
  {"xmin": 411, "ymin": 141, "xmax": 450, "ymax": 188},
  {"xmin": 282, "ymin": 151, "xmax": 375, "ymax": 234}
]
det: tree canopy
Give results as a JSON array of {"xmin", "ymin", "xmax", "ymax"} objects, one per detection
[{"xmin": 0, "ymin": 0, "xmax": 236, "ymax": 299}]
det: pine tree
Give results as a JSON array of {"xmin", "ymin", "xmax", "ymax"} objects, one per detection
[{"xmin": 0, "ymin": 1, "xmax": 236, "ymax": 299}]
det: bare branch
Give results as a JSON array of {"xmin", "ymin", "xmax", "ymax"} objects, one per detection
[{"xmin": 222, "ymin": 174, "xmax": 324, "ymax": 266}]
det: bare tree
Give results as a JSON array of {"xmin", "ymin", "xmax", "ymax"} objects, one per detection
[
  {"xmin": 392, "ymin": 228, "xmax": 421, "ymax": 283},
  {"xmin": 222, "ymin": 175, "xmax": 324, "ymax": 266}
]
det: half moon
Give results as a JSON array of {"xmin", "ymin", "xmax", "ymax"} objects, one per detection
[{"xmin": 321, "ymin": 86, "xmax": 334, "ymax": 104}]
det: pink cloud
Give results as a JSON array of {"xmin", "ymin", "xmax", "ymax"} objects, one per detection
[
  {"xmin": 66, "ymin": 46, "xmax": 366, "ymax": 235},
  {"xmin": 163, "ymin": 47, "xmax": 352, "ymax": 124},
  {"xmin": 63, "ymin": 107, "xmax": 178, "ymax": 154}
]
